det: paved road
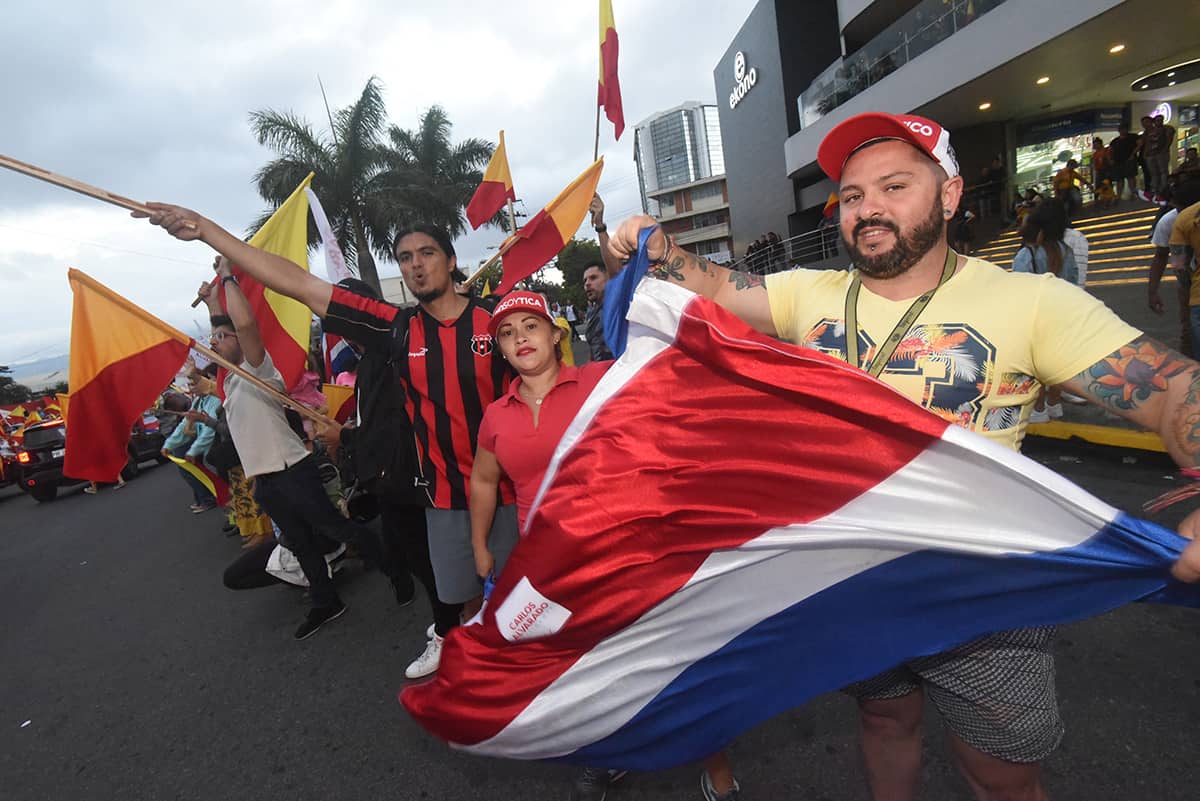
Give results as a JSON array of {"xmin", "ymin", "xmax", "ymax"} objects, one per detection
[{"xmin": 1, "ymin": 437, "xmax": 1198, "ymax": 801}]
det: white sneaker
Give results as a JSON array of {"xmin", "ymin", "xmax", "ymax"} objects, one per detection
[
  {"xmin": 1046, "ymin": 403, "xmax": 1064, "ymax": 419},
  {"xmin": 405, "ymin": 633, "xmax": 443, "ymax": 679},
  {"xmin": 1029, "ymin": 408, "xmax": 1051, "ymax": 424},
  {"xmin": 1061, "ymin": 392, "xmax": 1088, "ymax": 405},
  {"xmin": 426, "ymin": 622, "xmax": 436, "ymax": 639}
]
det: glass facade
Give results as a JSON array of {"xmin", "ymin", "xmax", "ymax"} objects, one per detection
[
  {"xmin": 651, "ymin": 111, "xmax": 698, "ymax": 188},
  {"xmin": 799, "ymin": 0, "xmax": 1009, "ymax": 128},
  {"xmin": 704, "ymin": 106, "xmax": 726, "ymax": 176}
]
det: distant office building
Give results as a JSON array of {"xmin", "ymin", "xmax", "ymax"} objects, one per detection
[{"xmin": 634, "ymin": 102, "xmax": 733, "ymax": 263}]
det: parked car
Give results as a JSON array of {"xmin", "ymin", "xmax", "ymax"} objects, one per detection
[{"xmin": 15, "ymin": 414, "xmax": 168, "ymax": 502}]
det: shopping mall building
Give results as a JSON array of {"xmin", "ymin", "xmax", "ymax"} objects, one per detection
[{"xmin": 714, "ymin": 0, "xmax": 1200, "ymax": 262}]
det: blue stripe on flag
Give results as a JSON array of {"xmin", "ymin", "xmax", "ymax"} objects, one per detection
[
  {"xmin": 568, "ymin": 513, "xmax": 1200, "ymax": 770},
  {"xmin": 603, "ymin": 226, "xmax": 656, "ymax": 358}
]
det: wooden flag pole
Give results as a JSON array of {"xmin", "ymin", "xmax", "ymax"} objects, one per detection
[
  {"xmin": 188, "ymin": 340, "xmax": 336, "ymax": 428},
  {"xmin": 463, "ymin": 236, "xmax": 520, "ymax": 289},
  {"xmin": 506, "ymin": 197, "xmax": 518, "ymax": 236},
  {"xmin": 593, "ymin": 105, "xmax": 602, "ymax": 162},
  {"xmin": 0, "ymin": 153, "xmax": 153, "ymax": 215}
]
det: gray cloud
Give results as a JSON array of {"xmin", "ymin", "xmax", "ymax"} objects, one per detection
[{"xmin": 0, "ymin": 0, "xmax": 755, "ymax": 364}]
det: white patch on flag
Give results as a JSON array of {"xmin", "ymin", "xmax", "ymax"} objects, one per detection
[{"xmin": 496, "ymin": 576, "xmax": 573, "ymax": 642}]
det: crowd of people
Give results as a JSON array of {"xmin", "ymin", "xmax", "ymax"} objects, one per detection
[{"xmin": 124, "ymin": 109, "xmax": 1200, "ymax": 801}]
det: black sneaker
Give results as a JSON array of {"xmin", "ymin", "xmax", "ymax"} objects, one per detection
[
  {"xmin": 569, "ymin": 767, "xmax": 628, "ymax": 801},
  {"xmin": 391, "ymin": 574, "xmax": 416, "ymax": 608},
  {"xmin": 293, "ymin": 600, "xmax": 347, "ymax": 640}
]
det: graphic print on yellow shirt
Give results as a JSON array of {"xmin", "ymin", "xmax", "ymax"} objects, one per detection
[{"xmin": 766, "ymin": 257, "xmax": 1140, "ymax": 451}]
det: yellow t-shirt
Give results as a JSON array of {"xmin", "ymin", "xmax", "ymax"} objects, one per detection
[
  {"xmin": 1169, "ymin": 202, "xmax": 1200, "ymax": 306},
  {"xmin": 765, "ymin": 257, "xmax": 1140, "ymax": 451}
]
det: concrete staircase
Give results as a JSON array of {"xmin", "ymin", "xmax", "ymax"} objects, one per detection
[{"xmin": 972, "ymin": 202, "xmax": 1162, "ymax": 289}]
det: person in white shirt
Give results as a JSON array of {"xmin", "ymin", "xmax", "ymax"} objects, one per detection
[
  {"xmin": 1062, "ymin": 227, "xmax": 1088, "ymax": 289},
  {"xmin": 198, "ymin": 258, "xmax": 394, "ymax": 641}
]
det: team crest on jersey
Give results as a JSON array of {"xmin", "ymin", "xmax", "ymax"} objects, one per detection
[{"xmin": 471, "ymin": 333, "xmax": 495, "ymax": 357}]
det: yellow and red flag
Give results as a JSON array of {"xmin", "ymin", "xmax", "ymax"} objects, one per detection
[
  {"xmin": 598, "ymin": 0, "xmax": 625, "ymax": 140},
  {"xmin": 320, "ymin": 383, "xmax": 356, "ymax": 424},
  {"xmin": 222, "ymin": 173, "xmax": 315, "ymax": 392},
  {"xmin": 496, "ymin": 159, "xmax": 605, "ymax": 293},
  {"xmin": 64, "ymin": 269, "xmax": 193, "ymax": 482},
  {"xmin": 166, "ymin": 453, "xmax": 231, "ymax": 506},
  {"xmin": 466, "ymin": 131, "xmax": 517, "ymax": 230},
  {"xmin": 823, "ymin": 191, "xmax": 840, "ymax": 219}
]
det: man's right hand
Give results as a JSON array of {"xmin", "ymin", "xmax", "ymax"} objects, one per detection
[
  {"xmin": 609, "ymin": 215, "xmax": 665, "ymax": 264},
  {"xmin": 135, "ymin": 203, "xmax": 208, "ymax": 242},
  {"xmin": 197, "ymin": 279, "xmax": 219, "ymax": 308}
]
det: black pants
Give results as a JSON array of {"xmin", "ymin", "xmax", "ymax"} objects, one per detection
[
  {"xmin": 254, "ymin": 455, "xmax": 389, "ymax": 609},
  {"xmin": 377, "ymin": 493, "xmax": 462, "ymax": 637},
  {"xmin": 223, "ymin": 540, "xmax": 280, "ymax": 590}
]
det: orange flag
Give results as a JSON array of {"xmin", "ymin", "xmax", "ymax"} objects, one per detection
[
  {"xmin": 64, "ymin": 269, "xmax": 193, "ymax": 482},
  {"xmin": 466, "ymin": 131, "xmax": 516, "ymax": 230},
  {"xmin": 496, "ymin": 159, "xmax": 605, "ymax": 294},
  {"xmin": 221, "ymin": 174, "xmax": 315, "ymax": 392},
  {"xmin": 598, "ymin": 0, "xmax": 625, "ymax": 139}
]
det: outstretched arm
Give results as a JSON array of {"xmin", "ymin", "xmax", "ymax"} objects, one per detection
[
  {"xmin": 608, "ymin": 215, "xmax": 777, "ymax": 336},
  {"xmin": 137, "ymin": 203, "xmax": 334, "ymax": 317},
  {"xmin": 1058, "ymin": 335, "xmax": 1200, "ymax": 576}
]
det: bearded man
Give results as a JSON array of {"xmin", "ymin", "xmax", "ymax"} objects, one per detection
[{"xmin": 607, "ymin": 112, "xmax": 1200, "ymax": 801}]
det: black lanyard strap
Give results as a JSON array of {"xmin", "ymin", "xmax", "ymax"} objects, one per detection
[{"xmin": 844, "ymin": 248, "xmax": 958, "ymax": 378}]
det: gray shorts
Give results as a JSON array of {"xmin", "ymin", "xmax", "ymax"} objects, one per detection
[
  {"xmin": 844, "ymin": 627, "xmax": 1062, "ymax": 763},
  {"xmin": 425, "ymin": 505, "xmax": 519, "ymax": 604}
]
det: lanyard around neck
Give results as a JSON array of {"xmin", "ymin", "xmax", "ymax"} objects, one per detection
[{"xmin": 844, "ymin": 248, "xmax": 958, "ymax": 378}]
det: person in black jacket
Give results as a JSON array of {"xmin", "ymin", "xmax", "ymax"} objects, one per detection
[{"xmin": 316, "ymin": 278, "xmax": 459, "ymax": 679}]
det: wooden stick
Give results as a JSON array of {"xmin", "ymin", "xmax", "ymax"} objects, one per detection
[
  {"xmin": 506, "ymin": 197, "xmax": 518, "ymax": 236},
  {"xmin": 0, "ymin": 153, "xmax": 153, "ymax": 215},
  {"xmin": 463, "ymin": 236, "xmax": 520, "ymax": 289},
  {"xmin": 188, "ymin": 339, "xmax": 336, "ymax": 427},
  {"xmin": 593, "ymin": 105, "xmax": 602, "ymax": 162}
]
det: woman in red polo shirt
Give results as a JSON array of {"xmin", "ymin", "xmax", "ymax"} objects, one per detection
[{"xmin": 468, "ymin": 291, "xmax": 741, "ymax": 801}]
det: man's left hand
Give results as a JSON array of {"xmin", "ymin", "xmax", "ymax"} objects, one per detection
[{"xmin": 589, "ymin": 194, "xmax": 605, "ymax": 229}]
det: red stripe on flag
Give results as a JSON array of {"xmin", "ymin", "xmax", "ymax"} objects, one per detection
[
  {"xmin": 495, "ymin": 210, "xmax": 565, "ymax": 293},
  {"xmin": 467, "ymin": 180, "xmax": 516, "ymax": 231},
  {"xmin": 220, "ymin": 273, "xmax": 308, "ymax": 389},
  {"xmin": 401, "ymin": 294, "xmax": 949, "ymax": 744},
  {"xmin": 64, "ymin": 338, "xmax": 191, "ymax": 482},
  {"xmin": 598, "ymin": 29, "xmax": 624, "ymax": 139}
]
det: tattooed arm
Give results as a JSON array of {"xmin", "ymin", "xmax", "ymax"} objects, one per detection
[
  {"xmin": 608, "ymin": 215, "xmax": 776, "ymax": 336},
  {"xmin": 1059, "ymin": 336, "xmax": 1200, "ymax": 575}
]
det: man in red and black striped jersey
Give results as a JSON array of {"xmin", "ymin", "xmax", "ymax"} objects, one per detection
[{"xmin": 141, "ymin": 205, "xmax": 521, "ymax": 676}]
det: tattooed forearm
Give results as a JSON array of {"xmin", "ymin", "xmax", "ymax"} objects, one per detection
[
  {"xmin": 649, "ymin": 245, "xmax": 714, "ymax": 282},
  {"xmin": 1075, "ymin": 336, "xmax": 1191, "ymax": 412},
  {"xmin": 1174, "ymin": 367, "xmax": 1200, "ymax": 456},
  {"xmin": 727, "ymin": 270, "xmax": 765, "ymax": 291}
]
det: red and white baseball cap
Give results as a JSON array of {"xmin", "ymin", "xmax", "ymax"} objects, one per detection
[
  {"xmin": 487, "ymin": 291, "xmax": 554, "ymax": 336},
  {"xmin": 817, "ymin": 112, "xmax": 959, "ymax": 182}
]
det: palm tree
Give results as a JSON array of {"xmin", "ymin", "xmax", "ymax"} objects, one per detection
[
  {"xmin": 376, "ymin": 106, "xmax": 498, "ymax": 238},
  {"xmin": 250, "ymin": 77, "xmax": 394, "ymax": 291}
]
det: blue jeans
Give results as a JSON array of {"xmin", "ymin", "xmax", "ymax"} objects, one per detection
[
  {"xmin": 1188, "ymin": 306, "xmax": 1200, "ymax": 359},
  {"xmin": 170, "ymin": 442, "xmax": 214, "ymax": 506}
]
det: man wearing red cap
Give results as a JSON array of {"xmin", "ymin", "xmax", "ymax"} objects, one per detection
[{"xmin": 609, "ymin": 112, "xmax": 1200, "ymax": 801}]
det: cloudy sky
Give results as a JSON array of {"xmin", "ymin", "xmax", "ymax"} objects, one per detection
[{"xmin": 0, "ymin": 0, "xmax": 756, "ymax": 370}]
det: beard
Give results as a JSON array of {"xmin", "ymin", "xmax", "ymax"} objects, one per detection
[
  {"xmin": 413, "ymin": 284, "xmax": 447, "ymax": 303},
  {"xmin": 843, "ymin": 198, "xmax": 945, "ymax": 279}
]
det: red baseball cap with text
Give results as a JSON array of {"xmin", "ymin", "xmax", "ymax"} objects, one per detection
[
  {"xmin": 817, "ymin": 112, "xmax": 959, "ymax": 182},
  {"xmin": 487, "ymin": 291, "xmax": 555, "ymax": 337}
]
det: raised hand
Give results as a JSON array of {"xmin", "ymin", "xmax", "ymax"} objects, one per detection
[{"xmin": 134, "ymin": 202, "xmax": 206, "ymax": 242}]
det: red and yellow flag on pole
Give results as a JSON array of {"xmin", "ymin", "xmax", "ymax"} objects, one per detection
[
  {"xmin": 466, "ymin": 131, "xmax": 517, "ymax": 230},
  {"xmin": 64, "ymin": 269, "xmax": 194, "ymax": 482},
  {"xmin": 496, "ymin": 159, "xmax": 605, "ymax": 294},
  {"xmin": 320, "ymin": 383, "xmax": 356, "ymax": 424},
  {"xmin": 823, "ymin": 191, "xmax": 840, "ymax": 218},
  {"xmin": 222, "ymin": 173, "xmax": 315, "ymax": 392},
  {"xmin": 166, "ymin": 453, "xmax": 231, "ymax": 506},
  {"xmin": 598, "ymin": 0, "xmax": 625, "ymax": 140}
]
